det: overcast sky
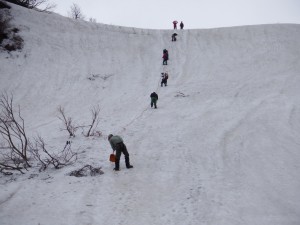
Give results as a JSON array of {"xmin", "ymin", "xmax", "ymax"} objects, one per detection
[{"xmin": 49, "ymin": 0, "xmax": 300, "ymax": 29}]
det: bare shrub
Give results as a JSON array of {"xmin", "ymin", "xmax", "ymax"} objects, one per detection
[
  {"xmin": 0, "ymin": 4, "xmax": 23, "ymax": 52},
  {"xmin": 4, "ymin": 0, "xmax": 56, "ymax": 11},
  {"xmin": 69, "ymin": 3, "xmax": 85, "ymax": 20},
  {"xmin": 84, "ymin": 105, "xmax": 100, "ymax": 137},
  {"xmin": 57, "ymin": 106, "xmax": 78, "ymax": 137},
  {"xmin": 69, "ymin": 165, "xmax": 104, "ymax": 177},
  {"xmin": 89, "ymin": 18, "xmax": 96, "ymax": 23},
  {"xmin": 0, "ymin": 93, "xmax": 31, "ymax": 174},
  {"xmin": 0, "ymin": 151, "xmax": 25, "ymax": 175},
  {"xmin": 4, "ymin": 34, "xmax": 23, "ymax": 50},
  {"xmin": 30, "ymin": 136, "xmax": 77, "ymax": 172}
]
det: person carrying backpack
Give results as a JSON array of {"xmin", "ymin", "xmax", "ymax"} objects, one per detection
[
  {"xmin": 150, "ymin": 92, "xmax": 158, "ymax": 108},
  {"xmin": 161, "ymin": 72, "xmax": 169, "ymax": 87}
]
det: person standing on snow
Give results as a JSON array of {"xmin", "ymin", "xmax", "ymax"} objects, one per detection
[
  {"xmin": 172, "ymin": 33, "xmax": 177, "ymax": 41},
  {"xmin": 173, "ymin": 20, "xmax": 178, "ymax": 29},
  {"xmin": 108, "ymin": 134, "xmax": 133, "ymax": 171},
  {"xmin": 180, "ymin": 21, "xmax": 184, "ymax": 29},
  {"xmin": 165, "ymin": 49, "xmax": 169, "ymax": 60},
  {"xmin": 161, "ymin": 72, "xmax": 169, "ymax": 87},
  {"xmin": 150, "ymin": 92, "xmax": 158, "ymax": 108},
  {"xmin": 162, "ymin": 49, "xmax": 168, "ymax": 65}
]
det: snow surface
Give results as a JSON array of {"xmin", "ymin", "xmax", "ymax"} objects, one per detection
[{"xmin": 1, "ymin": 3, "xmax": 300, "ymax": 225}]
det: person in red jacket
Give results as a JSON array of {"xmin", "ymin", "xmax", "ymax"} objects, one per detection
[{"xmin": 173, "ymin": 20, "xmax": 178, "ymax": 29}]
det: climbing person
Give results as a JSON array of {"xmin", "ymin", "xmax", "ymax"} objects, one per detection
[
  {"xmin": 173, "ymin": 20, "xmax": 178, "ymax": 29},
  {"xmin": 162, "ymin": 49, "xmax": 168, "ymax": 65},
  {"xmin": 172, "ymin": 33, "xmax": 177, "ymax": 42},
  {"xmin": 161, "ymin": 72, "xmax": 169, "ymax": 87},
  {"xmin": 108, "ymin": 134, "xmax": 133, "ymax": 171},
  {"xmin": 150, "ymin": 92, "xmax": 158, "ymax": 108},
  {"xmin": 164, "ymin": 72, "xmax": 169, "ymax": 85},
  {"xmin": 165, "ymin": 49, "xmax": 169, "ymax": 60},
  {"xmin": 180, "ymin": 21, "xmax": 184, "ymax": 29}
]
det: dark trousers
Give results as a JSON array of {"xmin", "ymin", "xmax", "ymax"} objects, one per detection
[
  {"xmin": 115, "ymin": 142, "xmax": 130, "ymax": 169},
  {"xmin": 151, "ymin": 98, "xmax": 157, "ymax": 108},
  {"xmin": 161, "ymin": 79, "xmax": 167, "ymax": 86},
  {"xmin": 163, "ymin": 59, "xmax": 167, "ymax": 65}
]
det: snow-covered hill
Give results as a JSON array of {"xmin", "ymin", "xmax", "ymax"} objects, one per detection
[{"xmin": 0, "ymin": 3, "xmax": 300, "ymax": 225}]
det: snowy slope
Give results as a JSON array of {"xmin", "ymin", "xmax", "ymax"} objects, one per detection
[{"xmin": 0, "ymin": 3, "xmax": 300, "ymax": 225}]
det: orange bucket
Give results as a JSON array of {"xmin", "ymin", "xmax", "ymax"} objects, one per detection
[{"xmin": 109, "ymin": 154, "xmax": 116, "ymax": 162}]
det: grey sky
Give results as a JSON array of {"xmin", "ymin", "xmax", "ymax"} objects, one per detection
[{"xmin": 49, "ymin": 0, "xmax": 300, "ymax": 29}]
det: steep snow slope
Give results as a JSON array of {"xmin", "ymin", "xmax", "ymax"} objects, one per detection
[{"xmin": 0, "ymin": 4, "xmax": 300, "ymax": 225}]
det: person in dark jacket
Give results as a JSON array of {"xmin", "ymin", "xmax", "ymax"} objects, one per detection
[
  {"xmin": 161, "ymin": 72, "xmax": 169, "ymax": 87},
  {"xmin": 162, "ymin": 53, "xmax": 168, "ymax": 65},
  {"xmin": 180, "ymin": 21, "xmax": 184, "ymax": 29},
  {"xmin": 172, "ymin": 33, "xmax": 177, "ymax": 42},
  {"xmin": 108, "ymin": 134, "xmax": 133, "ymax": 171},
  {"xmin": 162, "ymin": 49, "xmax": 169, "ymax": 65},
  {"xmin": 150, "ymin": 92, "xmax": 158, "ymax": 108}
]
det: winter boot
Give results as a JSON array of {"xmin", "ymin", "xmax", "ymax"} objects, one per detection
[
  {"xmin": 125, "ymin": 156, "xmax": 133, "ymax": 169},
  {"xmin": 114, "ymin": 160, "xmax": 120, "ymax": 171}
]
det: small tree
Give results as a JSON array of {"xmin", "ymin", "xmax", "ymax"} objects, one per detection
[
  {"xmin": 69, "ymin": 3, "xmax": 85, "ymax": 20},
  {"xmin": 57, "ymin": 106, "xmax": 77, "ymax": 137},
  {"xmin": 84, "ymin": 105, "xmax": 100, "ymax": 137},
  {"xmin": 69, "ymin": 165, "xmax": 104, "ymax": 177},
  {"xmin": 0, "ymin": 2, "xmax": 24, "ymax": 52},
  {"xmin": 89, "ymin": 18, "xmax": 96, "ymax": 23},
  {"xmin": 0, "ymin": 92, "xmax": 31, "ymax": 174}
]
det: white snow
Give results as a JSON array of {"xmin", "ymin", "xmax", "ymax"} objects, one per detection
[{"xmin": 0, "ymin": 3, "xmax": 300, "ymax": 225}]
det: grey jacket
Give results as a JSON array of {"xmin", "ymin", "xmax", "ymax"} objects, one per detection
[{"xmin": 109, "ymin": 135, "xmax": 124, "ymax": 150}]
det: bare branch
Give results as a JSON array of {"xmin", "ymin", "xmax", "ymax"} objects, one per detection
[
  {"xmin": 5, "ymin": 0, "xmax": 56, "ymax": 11},
  {"xmin": 57, "ymin": 106, "xmax": 77, "ymax": 137},
  {"xmin": 29, "ymin": 135, "xmax": 77, "ymax": 171},
  {"xmin": 69, "ymin": 165, "xmax": 104, "ymax": 177},
  {"xmin": 85, "ymin": 105, "xmax": 100, "ymax": 137},
  {"xmin": 0, "ymin": 92, "xmax": 30, "ymax": 170},
  {"xmin": 0, "ymin": 151, "xmax": 26, "ymax": 174},
  {"xmin": 68, "ymin": 3, "xmax": 85, "ymax": 20}
]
